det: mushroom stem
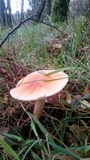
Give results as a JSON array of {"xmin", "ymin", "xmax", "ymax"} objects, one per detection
[{"xmin": 33, "ymin": 98, "xmax": 45, "ymax": 119}]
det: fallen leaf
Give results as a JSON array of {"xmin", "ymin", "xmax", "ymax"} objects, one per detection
[{"xmin": 83, "ymin": 84, "xmax": 90, "ymax": 95}]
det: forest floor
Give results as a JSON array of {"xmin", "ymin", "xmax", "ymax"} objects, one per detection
[{"xmin": 0, "ymin": 16, "xmax": 90, "ymax": 160}]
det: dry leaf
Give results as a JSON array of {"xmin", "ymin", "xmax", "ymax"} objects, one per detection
[{"xmin": 83, "ymin": 84, "xmax": 90, "ymax": 95}]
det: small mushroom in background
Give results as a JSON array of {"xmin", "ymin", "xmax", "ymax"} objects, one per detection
[
  {"xmin": 10, "ymin": 70, "xmax": 68, "ymax": 119},
  {"xmin": 44, "ymin": 38, "xmax": 62, "ymax": 56}
]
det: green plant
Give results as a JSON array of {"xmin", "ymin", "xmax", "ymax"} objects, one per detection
[{"xmin": 0, "ymin": 139, "xmax": 20, "ymax": 160}]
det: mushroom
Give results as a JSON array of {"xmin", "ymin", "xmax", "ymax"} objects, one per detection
[
  {"xmin": 10, "ymin": 70, "xmax": 68, "ymax": 119},
  {"xmin": 45, "ymin": 38, "xmax": 62, "ymax": 56}
]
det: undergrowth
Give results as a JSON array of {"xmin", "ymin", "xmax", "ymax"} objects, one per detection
[{"xmin": 0, "ymin": 16, "xmax": 90, "ymax": 160}]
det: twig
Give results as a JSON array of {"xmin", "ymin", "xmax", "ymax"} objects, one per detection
[
  {"xmin": 19, "ymin": 101, "xmax": 31, "ymax": 119},
  {"xmin": 31, "ymin": 17, "xmax": 61, "ymax": 32},
  {"xmin": 0, "ymin": 14, "xmax": 38, "ymax": 47},
  {"xmin": 0, "ymin": 14, "xmax": 61, "ymax": 47}
]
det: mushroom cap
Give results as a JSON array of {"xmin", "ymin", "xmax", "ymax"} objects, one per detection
[
  {"xmin": 10, "ymin": 70, "xmax": 68, "ymax": 101},
  {"xmin": 52, "ymin": 43, "xmax": 62, "ymax": 49}
]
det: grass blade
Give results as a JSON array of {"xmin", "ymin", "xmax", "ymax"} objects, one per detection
[
  {"xmin": 0, "ymin": 139, "xmax": 20, "ymax": 160},
  {"xmin": 49, "ymin": 142, "xmax": 81, "ymax": 159}
]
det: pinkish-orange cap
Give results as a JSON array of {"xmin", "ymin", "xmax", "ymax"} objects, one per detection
[{"xmin": 10, "ymin": 70, "xmax": 68, "ymax": 101}]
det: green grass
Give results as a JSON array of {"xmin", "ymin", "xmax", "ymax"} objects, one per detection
[{"xmin": 0, "ymin": 16, "xmax": 90, "ymax": 159}]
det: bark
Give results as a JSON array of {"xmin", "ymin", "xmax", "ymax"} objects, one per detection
[
  {"xmin": 88, "ymin": 0, "xmax": 90, "ymax": 12},
  {"xmin": 52, "ymin": 0, "xmax": 70, "ymax": 22},
  {"xmin": 32, "ymin": 0, "xmax": 39, "ymax": 13},
  {"xmin": 7, "ymin": 0, "xmax": 12, "ymax": 27},
  {"xmin": 0, "ymin": 0, "xmax": 6, "ymax": 26},
  {"xmin": 36, "ymin": 0, "xmax": 46, "ymax": 21},
  {"xmin": 21, "ymin": 0, "xmax": 24, "ymax": 21},
  {"xmin": 46, "ymin": 0, "xmax": 52, "ymax": 16}
]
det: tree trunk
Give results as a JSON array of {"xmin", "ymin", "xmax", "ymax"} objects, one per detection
[
  {"xmin": 36, "ymin": 0, "xmax": 46, "ymax": 21},
  {"xmin": 0, "ymin": 0, "xmax": 7, "ymax": 27},
  {"xmin": 7, "ymin": 0, "xmax": 12, "ymax": 27},
  {"xmin": 88, "ymin": 0, "xmax": 90, "ymax": 12},
  {"xmin": 52, "ymin": 0, "xmax": 70, "ymax": 22},
  {"xmin": 21, "ymin": 0, "xmax": 24, "ymax": 21},
  {"xmin": 46, "ymin": 0, "xmax": 52, "ymax": 16},
  {"xmin": 32, "ymin": 0, "xmax": 39, "ymax": 13}
]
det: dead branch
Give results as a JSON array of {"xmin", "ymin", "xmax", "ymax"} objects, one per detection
[
  {"xmin": 31, "ymin": 17, "xmax": 61, "ymax": 32},
  {"xmin": 0, "ymin": 14, "xmax": 61, "ymax": 47}
]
